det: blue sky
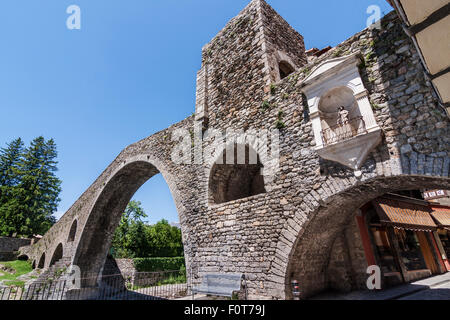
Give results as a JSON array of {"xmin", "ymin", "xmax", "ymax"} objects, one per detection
[{"xmin": 0, "ymin": 0, "xmax": 393, "ymax": 224}]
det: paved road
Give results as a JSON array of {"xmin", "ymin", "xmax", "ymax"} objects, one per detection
[{"xmin": 399, "ymin": 281, "xmax": 450, "ymax": 300}]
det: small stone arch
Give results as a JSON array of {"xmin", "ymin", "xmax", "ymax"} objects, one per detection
[
  {"xmin": 278, "ymin": 60, "xmax": 295, "ymax": 80},
  {"xmin": 38, "ymin": 253, "xmax": 45, "ymax": 269},
  {"xmin": 17, "ymin": 254, "xmax": 29, "ymax": 261},
  {"xmin": 50, "ymin": 243, "xmax": 63, "ymax": 267},
  {"xmin": 208, "ymin": 143, "xmax": 266, "ymax": 204},
  {"xmin": 67, "ymin": 219, "xmax": 78, "ymax": 242}
]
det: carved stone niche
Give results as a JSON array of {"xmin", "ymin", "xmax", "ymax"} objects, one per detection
[{"xmin": 302, "ymin": 53, "xmax": 382, "ymax": 176}]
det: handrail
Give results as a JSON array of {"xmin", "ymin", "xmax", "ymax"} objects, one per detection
[{"xmin": 320, "ymin": 116, "xmax": 367, "ymax": 146}]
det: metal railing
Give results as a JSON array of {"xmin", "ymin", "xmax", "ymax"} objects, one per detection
[
  {"xmin": 321, "ymin": 116, "xmax": 367, "ymax": 146},
  {"xmin": 0, "ymin": 270, "xmax": 188, "ymax": 301}
]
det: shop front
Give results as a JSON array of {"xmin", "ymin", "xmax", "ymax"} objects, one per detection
[
  {"xmin": 430, "ymin": 205, "xmax": 450, "ymax": 271},
  {"xmin": 358, "ymin": 194, "xmax": 447, "ymax": 288}
]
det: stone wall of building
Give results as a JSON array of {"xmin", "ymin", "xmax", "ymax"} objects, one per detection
[
  {"xmin": 0, "ymin": 237, "xmax": 31, "ymax": 254},
  {"xmin": 19, "ymin": 1, "xmax": 449, "ymax": 299}
]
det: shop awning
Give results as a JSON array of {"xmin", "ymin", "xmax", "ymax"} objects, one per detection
[
  {"xmin": 430, "ymin": 206, "xmax": 450, "ymax": 228},
  {"xmin": 372, "ymin": 197, "xmax": 438, "ymax": 232}
]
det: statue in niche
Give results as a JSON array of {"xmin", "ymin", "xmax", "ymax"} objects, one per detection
[
  {"xmin": 337, "ymin": 106, "xmax": 349, "ymax": 126},
  {"xmin": 336, "ymin": 106, "xmax": 352, "ymax": 140}
]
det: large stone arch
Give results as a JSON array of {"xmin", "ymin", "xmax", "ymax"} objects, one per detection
[
  {"xmin": 272, "ymin": 174, "xmax": 450, "ymax": 299},
  {"xmin": 72, "ymin": 155, "xmax": 186, "ymax": 287}
]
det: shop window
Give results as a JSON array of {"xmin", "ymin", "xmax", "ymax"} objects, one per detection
[
  {"xmin": 394, "ymin": 229, "xmax": 428, "ymax": 271},
  {"xmin": 437, "ymin": 230, "xmax": 450, "ymax": 259},
  {"xmin": 367, "ymin": 207, "xmax": 402, "ymax": 276}
]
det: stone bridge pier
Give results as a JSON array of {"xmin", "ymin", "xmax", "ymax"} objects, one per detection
[{"xmin": 19, "ymin": 0, "xmax": 449, "ymax": 299}]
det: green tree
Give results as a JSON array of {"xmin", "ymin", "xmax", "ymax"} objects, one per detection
[
  {"xmin": 145, "ymin": 219, "xmax": 183, "ymax": 257},
  {"xmin": 111, "ymin": 201, "xmax": 184, "ymax": 258},
  {"xmin": 111, "ymin": 200, "xmax": 148, "ymax": 258},
  {"xmin": 0, "ymin": 137, "xmax": 61, "ymax": 237},
  {"xmin": 0, "ymin": 138, "xmax": 24, "ymax": 205}
]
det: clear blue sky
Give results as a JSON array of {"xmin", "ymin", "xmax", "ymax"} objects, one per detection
[{"xmin": 0, "ymin": 0, "xmax": 393, "ymax": 224}]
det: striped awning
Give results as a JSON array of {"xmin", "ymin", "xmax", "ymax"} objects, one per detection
[
  {"xmin": 372, "ymin": 197, "xmax": 437, "ymax": 232},
  {"xmin": 431, "ymin": 206, "xmax": 450, "ymax": 228}
]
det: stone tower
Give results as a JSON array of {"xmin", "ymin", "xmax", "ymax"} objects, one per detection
[{"xmin": 195, "ymin": 0, "xmax": 307, "ymax": 129}]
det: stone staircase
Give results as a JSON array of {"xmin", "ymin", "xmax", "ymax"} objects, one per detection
[
  {"xmin": 21, "ymin": 257, "xmax": 74, "ymax": 300},
  {"xmin": 34, "ymin": 257, "xmax": 72, "ymax": 284}
]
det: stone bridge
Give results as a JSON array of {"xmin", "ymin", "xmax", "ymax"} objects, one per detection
[{"xmin": 19, "ymin": 0, "xmax": 449, "ymax": 299}]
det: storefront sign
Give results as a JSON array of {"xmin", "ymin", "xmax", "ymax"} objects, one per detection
[{"xmin": 424, "ymin": 190, "xmax": 448, "ymax": 200}]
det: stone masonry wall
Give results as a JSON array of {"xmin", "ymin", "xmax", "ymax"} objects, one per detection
[
  {"xmin": 0, "ymin": 237, "xmax": 31, "ymax": 253},
  {"xmin": 327, "ymin": 217, "xmax": 368, "ymax": 292}
]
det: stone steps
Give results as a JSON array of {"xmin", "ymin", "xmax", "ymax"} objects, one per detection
[{"xmin": 34, "ymin": 257, "xmax": 72, "ymax": 284}]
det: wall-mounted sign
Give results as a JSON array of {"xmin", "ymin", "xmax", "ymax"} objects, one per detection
[{"xmin": 423, "ymin": 190, "xmax": 449, "ymax": 200}]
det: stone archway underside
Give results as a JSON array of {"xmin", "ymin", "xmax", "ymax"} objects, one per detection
[
  {"xmin": 281, "ymin": 175, "xmax": 450, "ymax": 299},
  {"xmin": 73, "ymin": 161, "xmax": 161, "ymax": 286}
]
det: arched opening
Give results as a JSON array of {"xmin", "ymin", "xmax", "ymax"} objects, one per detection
[
  {"xmin": 283, "ymin": 175, "xmax": 449, "ymax": 299},
  {"xmin": 38, "ymin": 253, "xmax": 45, "ymax": 269},
  {"xmin": 209, "ymin": 144, "xmax": 266, "ymax": 204},
  {"xmin": 50, "ymin": 243, "xmax": 63, "ymax": 267},
  {"xmin": 68, "ymin": 219, "xmax": 77, "ymax": 242},
  {"xmin": 32, "ymin": 260, "xmax": 36, "ymax": 269},
  {"xmin": 73, "ymin": 160, "xmax": 183, "ymax": 287},
  {"xmin": 318, "ymin": 86, "xmax": 364, "ymax": 145},
  {"xmin": 17, "ymin": 254, "xmax": 29, "ymax": 261},
  {"xmin": 278, "ymin": 61, "xmax": 295, "ymax": 80}
]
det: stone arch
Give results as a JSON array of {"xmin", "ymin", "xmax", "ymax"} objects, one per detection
[
  {"xmin": 271, "ymin": 174, "xmax": 450, "ymax": 299},
  {"xmin": 73, "ymin": 157, "xmax": 184, "ymax": 287},
  {"xmin": 17, "ymin": 254, "xmax": 29, "ymax": 261},
  {"xmin": 50, "ymin": 243, "xmax": 63, "ymax": 267},
  {"xmin": 38, "ymin": 253, "xmax": 45, "ymax": 269},
  {"xmin": 67, "ymin": 219, "xmax": 78, "ymax": 242},
  {"xmin": 208, "ymin": 143, "xmax": 266, "ymax": 205}
]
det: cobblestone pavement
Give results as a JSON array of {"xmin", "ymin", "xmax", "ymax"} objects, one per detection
[{"xmin": 399, "ymin": 281, "xmax": 450, "ymax": 300}]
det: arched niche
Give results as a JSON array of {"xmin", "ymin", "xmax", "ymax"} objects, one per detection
[
  {"xmin": 209, "ymin": 144, "xmax": 266, "ymax": 204},
  {"xmin": 302, "ymin": 53, "xmax": 382, "ymax": 172},
  {"xmin": 318, "ymin": 86, "xmax": 364, "ymax": 145}
]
